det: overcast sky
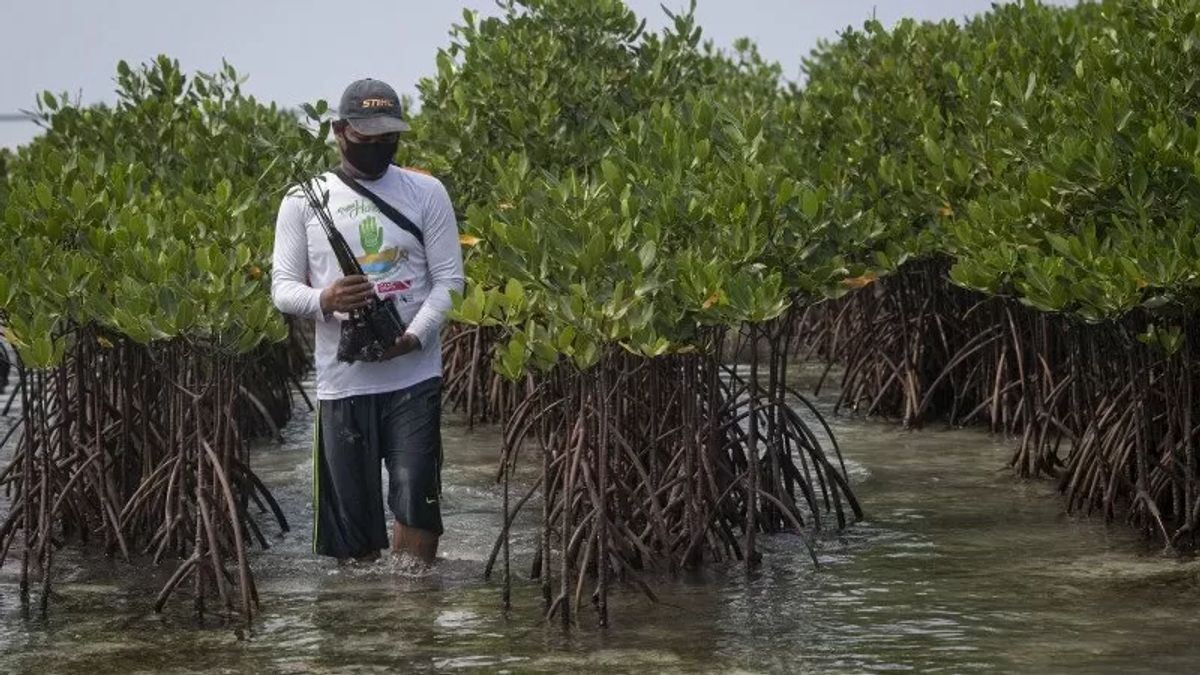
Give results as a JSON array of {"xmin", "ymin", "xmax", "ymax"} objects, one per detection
[{"xmin": 0, "ymin": 0, "xmax": 1074, "ymax": 148}]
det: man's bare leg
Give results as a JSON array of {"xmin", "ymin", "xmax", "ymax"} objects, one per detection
[{"xmin": 393, "ymin": 521, "xmax": 438, "ymax": 564}]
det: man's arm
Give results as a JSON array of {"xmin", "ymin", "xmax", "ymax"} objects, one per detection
[
  {"xmin": 405, "ymin": 180, "xmax": 466, "ymax": 349},
  {"xmin": 271, "ymin": 191, "xmax": 327, "ymax": 320}
]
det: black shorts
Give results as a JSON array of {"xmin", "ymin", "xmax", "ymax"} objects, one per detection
[{"xmin": 312, "ymin": 377, "xmax": 443, "ymax": 559}]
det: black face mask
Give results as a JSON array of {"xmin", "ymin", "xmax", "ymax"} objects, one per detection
[{"xmin": 342, "ymin": 138, "xmax": 397, "ymax": 178}]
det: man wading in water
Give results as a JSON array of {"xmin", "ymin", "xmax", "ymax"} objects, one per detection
[{"xmin": 271, "ymin": 78, "xmax": 465, "ymax": 565}]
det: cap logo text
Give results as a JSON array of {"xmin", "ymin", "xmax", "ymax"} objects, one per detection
[{"xmin": 361, "ymin": 98, "xmax": 395, "ymax": 109}]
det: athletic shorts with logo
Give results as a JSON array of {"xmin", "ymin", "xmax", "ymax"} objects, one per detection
[{"xmin": 312, "ymin": 377, "xmax": 443, "ymax": 559}]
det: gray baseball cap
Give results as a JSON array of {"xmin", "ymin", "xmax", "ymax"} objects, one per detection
[{"xmin": 337, "ymin": 78, "xmax": 410, "ymax": 135}]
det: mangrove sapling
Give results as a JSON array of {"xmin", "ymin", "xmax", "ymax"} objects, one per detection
[{"xmin": 0, "ymin": 58, "xmax": 321, "ymax": 619}]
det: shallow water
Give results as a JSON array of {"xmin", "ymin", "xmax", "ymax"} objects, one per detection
[{"xmin": 1, "ymin": 368, "xmax": 1199, "ymax": 674}]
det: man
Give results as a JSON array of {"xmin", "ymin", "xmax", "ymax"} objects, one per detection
[{"xmin": 271, "ymin": 78, "xmax": 465, "ymax": 565}]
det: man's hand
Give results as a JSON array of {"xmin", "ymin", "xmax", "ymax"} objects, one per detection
[
  {"xmin": 380, "ymin": 333, "xmax": 422, "ymax": 361},
  {"xmin": 320, "ymin": 275, "xmax": 375, "ymax": 314}
]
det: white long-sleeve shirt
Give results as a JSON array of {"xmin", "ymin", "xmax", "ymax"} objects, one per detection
[{"xmin": 271, "ymin": 166, "xmax": 465, "ymax": 401}]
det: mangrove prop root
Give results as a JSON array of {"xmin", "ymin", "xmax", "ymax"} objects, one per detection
[
  {"xmin": 801, "ymin": 258, "xmax": 1200, "ymax": 551},
  {"xmin": 0, "ymin": 330, "xmax": 294, "ymax": 620},
  {"xmin": 495, "ymin": 321, "xmax": 860, "ymax": 626},
  {"xmin": 442, "ymin": 324, "xmax": 525, "ymax": 427}
]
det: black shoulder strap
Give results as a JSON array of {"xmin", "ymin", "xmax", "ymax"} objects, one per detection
[{"xmin": 333, "ymin": 167, "xmax": 425, "ymax": 246}]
